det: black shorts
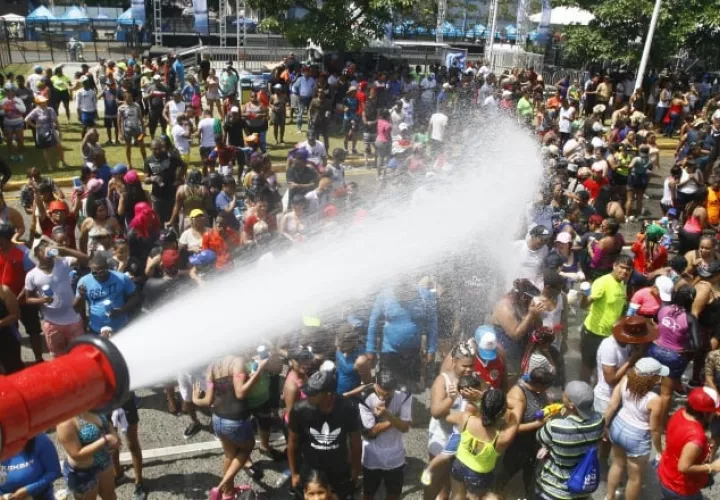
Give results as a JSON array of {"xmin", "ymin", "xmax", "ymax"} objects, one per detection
[
  {"xmin": 379, "ymin": 352, "xmax": 421, "ymax": 392},
  {"xmin": 199, "ymin": 146, "xmax": 213, "ymax": 160},
  {"xmin": 248, "ymin": 399, "xmax": 271, "ymax": 432},
  {"xmin": 122, "ymin": 392, "xmax": 140, "ymax": 426},
  {"xmin": 55, "ymin": 90, "xmax": 70, "ymax": 106},
  {"xmin": 363, "ymin": 466, "xmax": 404, "ymax": 497},
  {"xmin": 611, "ymin": 173, "xmax": 628, "ymax": 186},
  {"xmin": 19, "ymin": 303, "xmax": 41, "ymax": 336},
  {"xmin": 104, "ymin": 117, "xmax": 117, "ymax": 129},
  {"xmin": 580, "ymin": 325, "xmax": 605, "ymax": 370},
  {"xmin": 628, "ymin": 173, "xmax": 649, "ymax": 190}
]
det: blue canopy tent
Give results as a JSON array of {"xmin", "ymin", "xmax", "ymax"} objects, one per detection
[
  {"xmin": 117, "ymin": 8, "xmax": 142, "ymax": 26},
  {"xmin": 467, "ymin": 23, "xmax": 486, "ymax": 37},
  {"xmin": 59, "ymin": 6, "xmax": 89, "ymax": 24},
  {"xmin": 393, "ymin": 20, "xmax": 417, "ymax": 36},
  {"xmin": 504, "ymin": 24, "xmax": 517, "ymax": 41},
  {"xmin": 25, "ymin": 6, "xmax": 55, "ymax": 41},
  {"xmin": 441, "ymin": 21, "xmax": 463, "ymax": 37}
]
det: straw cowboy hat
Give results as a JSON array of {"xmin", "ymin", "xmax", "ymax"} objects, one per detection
[{"xmin": 612, "ymin": 316, "xmax": 658, "ymax": 344}]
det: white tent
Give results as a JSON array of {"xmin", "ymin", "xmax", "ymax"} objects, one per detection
[
  {"xmin": 528, "ymin": 7, "xmax": 594, "ymax": 26},
  {"xmin": 0, "ymin": 13, "xmax": 26, "ymax": 22}
]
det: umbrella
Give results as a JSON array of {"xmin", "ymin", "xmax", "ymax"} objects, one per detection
[{"xmin": 528, "ymin": 7, "xmax": 594, "ymax": 26}]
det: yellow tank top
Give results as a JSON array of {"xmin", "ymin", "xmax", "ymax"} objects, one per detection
[
  {"xmin": 456, "ymin": 416, "xmax": 501, "ymax": 474},
  {"xmin": 708, "ymin": 188, "xmax": 720, "ymax": 225}
]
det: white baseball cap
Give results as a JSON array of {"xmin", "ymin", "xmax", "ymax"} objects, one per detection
[
  {"xmin": 634, "ymin": 357, "xmax": 669, "ymax": 377},
  {"xmin": 556, "ymin": 232, "xmax": 572, "ymax": 244},
  {"xmin": 655, "ymin": 275, "xmax": 674, "ymax": 302}
]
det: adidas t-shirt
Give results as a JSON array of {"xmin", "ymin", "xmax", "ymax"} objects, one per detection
[{"xmin": 289, "ymin": 395, "xmax": 360, "ymax": 473}]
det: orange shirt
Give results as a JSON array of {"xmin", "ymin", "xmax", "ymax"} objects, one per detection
[{"xmin": 707, "ymin": 187, "xmax": 720, "ymax": 225}]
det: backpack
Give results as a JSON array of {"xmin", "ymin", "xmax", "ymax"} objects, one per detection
[{"xmin": 567, "ymin": 444, "xmax": 600, "ymax": 494}]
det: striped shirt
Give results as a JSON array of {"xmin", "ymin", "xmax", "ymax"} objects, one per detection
[{"xmin": 536, "ymin": 413, "xmax": 604, "ymax": 500}]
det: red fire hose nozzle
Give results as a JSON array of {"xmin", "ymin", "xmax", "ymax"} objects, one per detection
[{"xmin": 0, "ymin": 335, "xmax": 130, "ymax": 460}]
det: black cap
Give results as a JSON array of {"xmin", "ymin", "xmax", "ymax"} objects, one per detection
[
  {"xmin": 302, "ymin": 370, "xmax": 337, "ymax": 396},
  {"xmin": 577, "ymin": 190, "xmax": 590, "ymax": 201},
  {"xmin": 530, "ymin": 225, "xmax": 551, "ymax": 238}
]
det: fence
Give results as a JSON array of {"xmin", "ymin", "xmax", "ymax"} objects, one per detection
[
  {"xmin": 541, "ymin": 66, "xmax": 587, "ymax": 86},
  {"xmin": 489, "ymin": 50, "xmax": 545, "ymax": 74},
  {"xmin": 0, "ymin": 19, "xmax": 151, "ymax": 65}
]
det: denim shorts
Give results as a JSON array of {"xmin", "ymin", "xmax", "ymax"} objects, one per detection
[
  {"xmin": 609, "ymin": 417, "xmax": 651, "ymax": 457},
  {"xmin": 648, "ymin": 343, "xmax": 689, "ymax": 380},
  {"xmin": 62, "ymin": 460, "xmax": 102, "ymax": 495},
  {"xmin": 441, "ymin": 431, "xmax": 461, "ymax": 456},
  {"xmin": 81, "ymin": 111, "xmax": 96, "ymax": 126},
  {"xmin": 212, "ymin": 414, "xmax": 254, "ymax": 444},
  {"xmin": 450, "ymin": 460, "xmax": 495, "ymax": 495},
  {"xmin": 4, "ymin": 121, "xmax": 23, "ymax": 132}
]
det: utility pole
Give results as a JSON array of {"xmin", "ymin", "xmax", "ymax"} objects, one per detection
[
  {"xmin": 487, "ymin": 0, "xmax": 499, "ymax": 68},
  {"xmin": 635, "ymin": 0, "xmax": 662, "ymax": 90}
]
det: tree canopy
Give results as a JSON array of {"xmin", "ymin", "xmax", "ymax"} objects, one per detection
[
  {"xmin": 558, "ymin": 0, "xmax": 720, "ymax": 68},
  {"xmin": 250, "ymin": 0, "xmax": 415, "ymax": 51}
]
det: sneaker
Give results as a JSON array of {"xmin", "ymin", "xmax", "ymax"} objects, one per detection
[
  {"xmin": 133, "ymin": 483, "xmax": 148, "ymax": 500},
  {"xmin": 183, "ymin": 421, "xmax": 201, "ymax": 439},
  {"xmin": 104, "ymin": 140, "xmax": 113, "ymax": 146},
  {"xmin": 420, "ymin": 469, "xmax": 432, "ymax": 486}
]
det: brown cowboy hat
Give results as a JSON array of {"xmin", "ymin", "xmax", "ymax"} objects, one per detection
[{"xmin": 612, "ymin": 316, "xmax": 658, "ymax": 344}]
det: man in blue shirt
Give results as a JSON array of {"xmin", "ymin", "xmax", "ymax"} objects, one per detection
[
  {"xmin": 74, "ymin": 254, "xmax": 141, "ymax": 334},
  {"xmin": 172, "ymin": 54, "xmax": 185, "ymax": 89},
  {"xmin": 291, "ymin": 67, "xmax": 317, "ymax": 132}
]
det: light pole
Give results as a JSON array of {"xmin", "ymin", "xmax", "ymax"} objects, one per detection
[
  {"xmin": 487, "ymin": 0, "xmax": 499, "ymax": 68},
  {"xmin": 635, "ymin": 0, "xmax": 662, "ymax": 90}
]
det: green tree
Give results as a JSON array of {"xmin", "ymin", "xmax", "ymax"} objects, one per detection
[
  {"xmin": 448, "ymin": 0, "xmax": 480, "ymax": 33},
  {"xmin": 247, "ymin": 0, "xmax": 416, "ymax": 51}
]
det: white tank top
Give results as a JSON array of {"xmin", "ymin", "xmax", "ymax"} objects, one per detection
[
  {"xmin": 168, "ymin": 100, "xmax": 186, "ymax": 126},
  {"xmin": 661, "ymin": 177, "xmax": 674, "ymax": 206},
  {"xmin": 616, "ymin": 377, "xmax": 657, "ymax": 431},
  {"xmin": 428, "ymin": 372, "xmax": 461, "ymax": 444}
]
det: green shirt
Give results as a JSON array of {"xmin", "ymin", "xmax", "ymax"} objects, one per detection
[
  {"xmin": 245, "ymin": 361, "xmax": 270, "ymax": 409},
  {"xmin": 584, "ymin": 273, "xmax": 626, "ymax": 336},
  {"xmin": 517, "ymin": 97, "xmax": 533, "ymax": 117},
  {"xmin": 51, "ymin": 75, "xmax": 70, "ymax": 92}
]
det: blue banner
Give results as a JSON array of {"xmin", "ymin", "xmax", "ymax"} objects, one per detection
[
  {"xmin": 131, "ymin": 0, "xmax": 145, "ymax": 24},
  {"xmin": 537, "ymin": 0, "xmax": 552, "ymax": 45},
  {"xmin": 193, "ymin": 0, "xmax": 209, "ymax": 36}
]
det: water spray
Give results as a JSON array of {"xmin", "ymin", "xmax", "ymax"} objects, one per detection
[{"xmin": 0, "ymin": 335, "xmax": 130, "ymax": 460}]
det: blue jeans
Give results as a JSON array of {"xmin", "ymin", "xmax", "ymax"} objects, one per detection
[
  {"xmin": 212, "ymin": 414, "xmax": 254, "ymax": 445},
  {"xmin": 664, "ymin": 112, "xmax": 680, "ymax": 136},
  {"xmin": 660, "ymin": 483, "xmax": 703, "ymax": 499},
  {"xmin": 297, "ymin": 96, "xmax": 312, "ymax": 129},
  {"xmin": 648, "ymin": 343, "xmax": 689, "ymax": 380}
]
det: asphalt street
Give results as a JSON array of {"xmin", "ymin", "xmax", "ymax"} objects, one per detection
[{"xmin": 10, "ymin": 152, "xmax": 714, "ymax": 500}]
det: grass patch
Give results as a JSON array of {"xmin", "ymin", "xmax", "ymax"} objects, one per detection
[{"xmin": 0, "ymin": 63, "xmax": 35, "ymax": 79}]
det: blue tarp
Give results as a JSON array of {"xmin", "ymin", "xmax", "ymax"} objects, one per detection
[
  {"xmin": 117, "ymin": 8, "xmax": 142, "ymax": 26},
  {"xmin": 58, "ymin": 6, "xmax": 89, "ymax": 24},
  {"xmin": 25, "ymin": 6, "xmax": 56, "ymax": 23}
]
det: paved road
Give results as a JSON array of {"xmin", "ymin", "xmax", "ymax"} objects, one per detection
[{"xmin": 13, "ymin": 153, "xmax": 720, "ymax": 500}]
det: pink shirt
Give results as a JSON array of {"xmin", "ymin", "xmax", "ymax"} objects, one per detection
[
  {"xmin": 656, "ymin": 305, "xmax": 690, "ymax": 352},
  {"xmin": 376, "ymin": 118, "xmax": 392, "ymax": 143},
  {"xmin": 630, "ymin": 287, "xmax": 662, "ymax": 317}
]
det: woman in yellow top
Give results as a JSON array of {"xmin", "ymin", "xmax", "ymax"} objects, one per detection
[
  {"xmin": 445, "ymin": 388, "xmax": 519, "ymax": 499},
  {"xmin": 50, "ymin": 65, "xmax": 72, "ymax": 121}
]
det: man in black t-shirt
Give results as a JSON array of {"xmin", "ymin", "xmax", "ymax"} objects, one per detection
[
  {"xmin": 288, "ymin": 371, "xmax": 361, "ymax": 499},
  {"xmin": 144, "ymin": 139, "xmax": 181, "ymax": 223}
]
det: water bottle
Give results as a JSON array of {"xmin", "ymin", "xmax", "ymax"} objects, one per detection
[
  {"xmin": 47, "ymin": 248, "xmax": 59, "ymax": 258},
  {"xmin": 276, "ymin": 468, "xmax": 292, "ymax": 488},
  {"xmin": 626, "ymin": 302, "xmax": 640, "ymax": 316},
  {"xmin": 103, "ymin": 299, "xmax": 113, "ymax": 317},
  {"xmin": 580, "ymin": 281, "xmax": 591, "ymax": 297},
  {"xmin": 41, "ymin": 284, "xmax": 54, "ymax": 300}
]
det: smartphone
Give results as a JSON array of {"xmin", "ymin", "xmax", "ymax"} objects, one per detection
[
  {"xmin": 72, "ymin": 177, "xmax": 83, "ymax": 189},
  {"xmin": 233, "ymin": 207, "xmax": 242, "ymax": 219}
]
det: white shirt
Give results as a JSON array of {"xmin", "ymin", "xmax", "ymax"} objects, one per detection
[
  {"xmin": 428, "ymin": 113, "xmax": 448, "ymax": 142},
  {"xmin": 197, "ymin": 117, "xmax": 216, "ymax": 148},
  {"xmin": 360, "ymin": 391, "xmax": 412, "ymax": 470},
  {"xmin": 594, "ymin": 336, "xmax": 631, "ymax": 403},
  {"xmin": 401, "ymin": 99, "xmax": 414, "ymax": 126},
  {"xmin": 483, "ymin": 95, "xmax": 497, "ymax": 108},
  {"xmin": 559, "ymin": 106, "xmax": 575, "ymax": 134},
  {"xmin": 298, "ymin": 140, "xmax": 327, "ymax": 164},
  {"xmin": 179, "ymin": 229, "xmax": 203, "ymax": 253},
  {"xmin": 75, "ymin": 88, "xmax": 97, "ymax": 113},
  {"xmin": 172, "ymin": 124, "xmax": 191, "ymax": 154},
  {"xmin": 25, "ymin": 258, "xmax": 82, "ymax": 326},
  {"xmin": 513, "ymin": 239, "xmax": 549, "ymax": 290},
  {"xmin": 167, "ymin": 100, "xmax": 186, "ymax": 126},
  {"xmin": 27, "ymin": 73, "xmax": 43, "ymax": 95}
]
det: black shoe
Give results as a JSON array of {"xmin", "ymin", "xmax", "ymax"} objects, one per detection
[
  {"xmin": 262, "ymin": 447, "xmax": 286, "ymax": 462},
  {"xmin": 133, "ymin": 483, "xmax": 148, "ymax": 500},
  {"xmin": 247, "ymin": 464, "xmax": 264, "ymax": 480},
  {"xmin": 183, "ymin": 421, "xmax": 201, "ymax": 439}
]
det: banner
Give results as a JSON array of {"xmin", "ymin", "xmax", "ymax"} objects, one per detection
[
  {"xmin": 193, "ymin": 0, "xmax": 209, "ymax": 36},
  {"xmin": 537, "ymin": 0, "xmax": 552, "ymax": 45},
  {"xmin": 131, "ymin": 0, "xmax": 145, "ymax": 25},
  {"xmin": 443, "ymin": 49, "xmax": 467, "ymax": 70}
]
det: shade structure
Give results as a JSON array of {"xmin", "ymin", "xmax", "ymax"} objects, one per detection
[
  {"xmin": 26, "ymin": 6, "xmax": 56, "ymax": 23},
  {"xmin": 0, "ymin": 13, "xmax": 25, "ymax": 22},
  {"xmin": 471, "ymin": 23, "xmax": 486, "ymax": 34},
  {"xmin": 528, "ymin": 6, "xmax": 595, "ymax": 26},
  {"xmin": 117, "ymin": 8, "xmax": 142, "ymax": 26},
  {"xmin": 58, "ymin": 6, "xmax": 89, "ymax": 25}
]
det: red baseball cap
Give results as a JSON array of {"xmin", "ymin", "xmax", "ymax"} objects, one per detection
[
  {"xmin": 47, "ymin": 201, "xmax": 68, "ymax": 213},
  {"xmin": 161, "ymin": 249, "xmax": 180, "ymax": 269},
  {"xmin": 688, "ymin": 387, "xmax": 720, "ymax": 413}
]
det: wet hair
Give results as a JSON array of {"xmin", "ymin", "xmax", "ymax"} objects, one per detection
[
  {"xmin": 86, "ymin": 197, "xmax": 108, "ymax": 219},
  {"xmin": 451, "ymin": 340, "xmax": 474, "ymax": 360},
  {"xmin": 668, "ymin": 255, "xmax": 688, "ymax": 274},
  {"xmin": 611, "ymin": 253, "xmax": 632, "ymax": 268},
  {"xmin": 0, "ymin": 223, "xmax": 14, "ymax": 241},
  {"xmin": 302, "ymin": 469, "xmax": 331, "ymax": 494},
  {"xmin": 670, "ymin": 166, "xmax": 682, "ymax": 179},
  {"xmin": 288, "ymin": 346, "xmax": 314, "ymax": 362},
  {"xmin": 528, "ymin": 367, "xmax": 554, "ymax": 387},
  {"xmin": 480, "ymin": 388, "xmax": 507, "ymax": 427},
  {"xmin": 673, "ymin": 284, "xmax": 696, "ymax": 311},
  {"xmin": 457, "ymin": 373, "xmax": 482, "ymax": 391},
  {"xmin": 336, "ymin": 323, "xmax": 359, "ymax": 344},
  {"xmin": 375, "ymin": 369, "xmax": 397, "ymax": 391}
]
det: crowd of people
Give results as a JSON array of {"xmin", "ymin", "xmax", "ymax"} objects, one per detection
[{"xmin": 2, "ymin": 52, "xmax": 720, "ymax": 500}]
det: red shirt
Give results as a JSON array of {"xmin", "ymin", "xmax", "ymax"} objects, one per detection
[
  {"xmin": 0, "ymin": 245, "xmax": 32, "ymax": 295},
  {"xmin": 40, "ymin": 213, "xmax": 78, "ymax": 249},
  {"xmin": 243, "ymin": 213, "xmax": 277, "ymax": 239},
  {"xmin": 473, "ymin": 355, "xmax": 505, "ymax": 389},
  {"xmin": 659, "ymin": 409, "xmax": 709, "ymax": 496},
  {"xmin": 583, "ymin": 177, "xmax": 609, "ymax": 200},
  {"xmin": 631, "ymin": 236, "xmax": 668, "ymax": 274}
]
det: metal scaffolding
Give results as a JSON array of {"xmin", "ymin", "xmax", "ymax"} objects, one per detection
[
  {"xmin": 153, "ymin": 0, "xmax": 162, "ymax": 45},
  {"xmin": 219, "ymin": 0, "xmax": 228, "ymax": 47}
]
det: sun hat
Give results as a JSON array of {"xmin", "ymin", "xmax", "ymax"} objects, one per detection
[
  {"xmin": 655, "ymin": 275, "xmax": 674, "ymax": 302},
  {"xmin": 634, "ymin": 357, "xmax": 670, "ymax": 377},
  {"xmin": 612, "ymin": 316, "xmax": 659, "ymax": 344},
  {"xmin": 565, "ymin": 381, "xmax": 595, "ymax": 419},
  {"xmin": 688, "ymin": 387, "xmax": 720, "ymax": 413}
]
